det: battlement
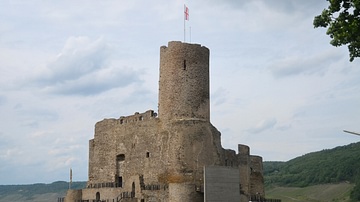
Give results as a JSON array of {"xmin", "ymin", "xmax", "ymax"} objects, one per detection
[
  {"xmin": 160, "ymin": 41, "xmax": 208, "ymax": 52},
  {"xmin": 250, "ymin": 155, "xmax": 264, "ymax": 173},
  {"xmin": 238, "ymin": 144, "xmax": 250, "ymax": 155},
  {"xmin": 95, "ymin": 110, "xmax": 158, "ymax": 128}
]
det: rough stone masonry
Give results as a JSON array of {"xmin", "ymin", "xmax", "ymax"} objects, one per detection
[{"xmin": 64, "ymin": 41, "xmax": 264, "ymax": 202}]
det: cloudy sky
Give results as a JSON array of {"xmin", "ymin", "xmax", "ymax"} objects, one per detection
[{"xmin": 1, "ymin": 0, "xmax": 359, "ymax": 185}]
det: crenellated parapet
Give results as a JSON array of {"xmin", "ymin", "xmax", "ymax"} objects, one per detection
[
  {"xmin": 118, "ymin": 110, "xmax": 158, "ymax": 124},
  {"xmin": 95, "ymin": 110, "xmax": 158, "ymax": 129}
]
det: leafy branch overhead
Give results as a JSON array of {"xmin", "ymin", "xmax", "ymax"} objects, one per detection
[{"xmin": 313, "ymin": 0, "xmax": 360, "ymax": 62}]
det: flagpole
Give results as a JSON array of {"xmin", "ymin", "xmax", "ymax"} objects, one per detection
[
  {"xmin": 184, "ymin": 4, "xmax": 186, "ymax": 42},
  {"xmin": 189, "ymin": 26, "xmax": 191, "ymax": 43},
  {"xmin": 69, "ymin": 168, "xmax": 72, "ymax": 190}
]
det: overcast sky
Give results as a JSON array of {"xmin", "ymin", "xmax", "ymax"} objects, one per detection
[{"xmin": 1, "ymin": 0, "xmax": 359, "ymax": 185}]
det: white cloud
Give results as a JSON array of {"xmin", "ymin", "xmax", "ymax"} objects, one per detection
[
  {"xmin": 0, "ymin": 95, "xmax": 6, "ymax": 106},
  {"xmin": 39, "ymin": 36, "xmax": 110, "ymax": 84},
  {"xmin": 211, "ymin": 87, "xmax": 228, "ymax": 106},
  {"xmin": 0, "ymin": 148, "xmax": 23, "ymax": 161},
  {"xmin": 43, "ymin": 66, "xmax": 141, "ymax": 96},
  {"xmin": 247, "ymin": 118, "xmax": 277, "ymax": 134},
  {"xmin": 26, "ymin": 36, "xmax": 142, "ymax": 96},
  {"xmin": 1, "ymin": 0, "xmax": 360, "ymax": 185},
  {"xmin": 269, "ymin": 50, "xmax": 344, "ymax": 78}
]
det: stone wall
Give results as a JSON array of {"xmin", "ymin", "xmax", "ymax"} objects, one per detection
[
  {"xmin": 249, "ymin": 155, "xmax": 264, "ymax": 197},
  {"xmin": 158, "ymin": 41, "xmax": 210, "ymax": 122},
  {"xmin": 169, "ymin": 183, "xmax": 203, "ymax": 202},
  {"xmin": 65, "ymin": 41, "xmax": 265, "ymax": 202},
  {"xmin": 64, "ymin": 189, "xmax": 82, "ymax": 202},
  {"xmin": 238, "ymin": 144, "xmax": 250, "ymax": 197},
  {"xmin": 86, "ymin": 110, "xmax": 170, "ymax": 201},
  {"xmin": 86, "ymin": 111, "xmax": 227, "ymax": 201}
]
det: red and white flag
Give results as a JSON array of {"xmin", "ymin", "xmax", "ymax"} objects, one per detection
[{"xmin": 184, "ymin": 5, "xmax": 189, "ymax": 21}]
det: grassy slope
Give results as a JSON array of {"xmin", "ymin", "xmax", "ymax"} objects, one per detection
[
  {"xmin": 264, "ymin": 142, "xmax": 360, "ymax": 202},
  {"xmin": 266, "ymin": 182, "xmax": 354, "ymax": 202}
]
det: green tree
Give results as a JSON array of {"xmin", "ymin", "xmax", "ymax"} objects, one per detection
[
  {"xmin": 350, "ymin": 175, "xmax": 360, "ymax": 201},
  {"xmin": 313, "ymin": 0, "xmax": 360, "ymax": 61}
]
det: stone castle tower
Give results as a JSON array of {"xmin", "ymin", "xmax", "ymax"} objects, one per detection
[
  {"xmin": 159, "ymin": 42, "xmax": 210, "ymax": 122},
  {"xmin": 64, "ymin": 41, "xmax": 264, "ymax": 202}
]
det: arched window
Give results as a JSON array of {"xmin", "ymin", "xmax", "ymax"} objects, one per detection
[
  {"xmin": 117, "ymin": 154, "xmax": 125, "ymax": 161},
  {"xmin": 96, "ymin": 192, "xmax": 100, "ymax": 201},
  {"xmin": 131, "ymin": 182, "xmax": 135, "ymax": 198}
]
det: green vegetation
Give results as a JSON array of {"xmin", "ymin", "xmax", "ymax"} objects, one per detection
[
  {"xmin": 350, "ymin": 175, "xmax": 360, "ymax": 201},
  {"xmin": 264, "ymin": 142, "xmax": 360, "ymax": 187},
  {"xmin": 313, "ymin": 0, "xmax": 360, "ymax": 62},
  {"xmin": 264, "ymin": 142, "xmax": 360, "ymax": 201},
  {"xmin": 266, "ymin": 183, "xmax": 354, "ymax": 202},
  {"xmin": 266, "ymin": 182, "xmax": 354, "ymax": 202},
  {"xmin": 0, "ymin": 181, "xmax": 86, "ymax": 202}
]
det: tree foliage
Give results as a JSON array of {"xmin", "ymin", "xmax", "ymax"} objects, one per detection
[
  {"xmin": 350, "ymin": 175, "xmax": 360, "ymax": 201},
  {"xmin": 313, "ymin": 0, "xmax": 360, "ymax": 61},
  {"xmin": 264, "ymin": 142, "xmax": 360, "ymax": 188}
]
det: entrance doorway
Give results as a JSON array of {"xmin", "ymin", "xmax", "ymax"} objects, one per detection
[{"xmin": 116, "ymin": 154, "xmax": 125, "ymax": 187}]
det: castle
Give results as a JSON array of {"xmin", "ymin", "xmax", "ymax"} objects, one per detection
[{"xmin": 64, "ymin": 41, "xmax": 264, "ymax": 202}]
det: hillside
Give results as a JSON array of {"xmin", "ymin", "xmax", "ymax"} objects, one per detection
[
  {"xmin": 264, "ymin": 142, "xmax": 360, "ymax": 187},
  {"xmin": 264, "ymin": 142, "xmax": 360, "ymax": 201},
  {"xmin": 0, "ymin": 181, "xmax": 86, "ymax": 202},
  {"xmin": 266, "ymin": 182, "xmax": 354, "ymax": 202}
]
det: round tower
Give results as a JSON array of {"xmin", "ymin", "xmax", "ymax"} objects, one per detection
[{"xmin": 158, "ymin": 41, "xmax": 210, "ymax": 122}]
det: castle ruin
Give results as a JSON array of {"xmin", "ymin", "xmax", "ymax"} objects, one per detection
[{"xmin": 65, "ymin": 41, "xmax": 264, "ymax": 202}]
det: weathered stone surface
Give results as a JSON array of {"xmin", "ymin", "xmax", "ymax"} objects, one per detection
[
  {"xmin": 159, "ymin": 41, "xmax": 210, "ymax": 122},
  {"xmin": 65, "ymin": 41, "xmax": 264, "ymax": 202}
]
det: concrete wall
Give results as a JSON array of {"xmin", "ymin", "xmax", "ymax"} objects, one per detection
[{"xmin": 204, "ymin": 166, "xmax": 240, "ymax": 202}]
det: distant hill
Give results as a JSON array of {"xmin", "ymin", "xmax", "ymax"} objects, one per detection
[
  {"xmin": 264, "ymin": 142, "xmax": 360, "ymax": 201},
  {"xmin": 0, "ymin": 181, "xmax": 86, "ymax": 202},
  {"xmin": 264, "ymin": 142, "xmax": 360, "ymax": 187}
]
